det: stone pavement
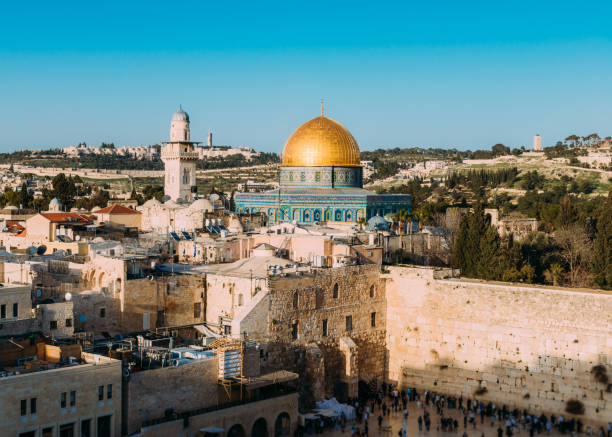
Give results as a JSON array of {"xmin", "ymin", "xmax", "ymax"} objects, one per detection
[{"xmin": 315, "ymin": 401, "xmax": 599, "ymax": 437}]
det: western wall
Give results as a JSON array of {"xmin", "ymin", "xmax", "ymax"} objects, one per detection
[{"xmin": 384, "ymin": 266, "xmax": 612, "ymax": 425}]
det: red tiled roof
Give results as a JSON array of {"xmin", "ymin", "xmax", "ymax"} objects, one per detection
[
  {"xmin": 94, "ymin": 204, "xmax": 141, "ymax": 215},
  {"xmin": 40, "ymin": 212, "xmax": 94, "ymax": 224}
]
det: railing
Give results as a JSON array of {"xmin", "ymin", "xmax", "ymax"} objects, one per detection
[
  {"xmin": 161, "ymin": 152, "xmax": 199, "ymax": 159},
  {"xmin": 141, "ymin": 387, "xmax": 297, "ymax": 428}
]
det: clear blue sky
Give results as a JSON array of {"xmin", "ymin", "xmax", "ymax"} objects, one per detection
[{"xmin": 1, "ymin": 1, "xmax": 612, "ymax": 153}]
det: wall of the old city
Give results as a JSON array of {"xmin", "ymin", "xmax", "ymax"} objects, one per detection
[{"xmin": 385, "ymin": 266, "xmax": 612, "ymax": 426}]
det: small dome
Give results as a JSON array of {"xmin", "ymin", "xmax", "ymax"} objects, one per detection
[
  {"xmin": 172, "ymin": 106, "xmax": 189, "ymax": 123},
  {"xmin": 50, "ymin": 198, "xmax": 62, "ymax": 206},
  {"xmin": 366, "ymin": 215, "xmax": 389, "ymax": 231},
  {"xmin": 189, "ymin": 198, "xmax": 214, "ymax": 212}
]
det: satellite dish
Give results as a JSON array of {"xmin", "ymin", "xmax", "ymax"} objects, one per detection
[
  {"xmin": 65, "ymin": 292, "xmax": 72, "ymax": 301},
  {"xmin": 36, "ymin": 245, "xmax": 47, "ymax": 256},
  {"xmin": 75, "ymin": 235, "xmax": 80, "ymax": 241},
  {"xmin": 209, "ymin": 193, "xmax": 220, "ymax": 202},
  {"xmin": 26, "ymin": 246, "xmax": 37, "ymax": 256}
]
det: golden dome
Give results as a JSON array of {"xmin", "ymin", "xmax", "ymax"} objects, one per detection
[{"xmin": 282, "ymin": 116, "xmax": 361, "ymax": 167}]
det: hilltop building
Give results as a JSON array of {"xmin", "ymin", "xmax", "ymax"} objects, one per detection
[
  {"xmin": 235, "ymin": 106, "xmax": 411, "ymax": 224},
  {"xmin": 534, "ymin": 134, "xmax": 542, "ymax": 151}
]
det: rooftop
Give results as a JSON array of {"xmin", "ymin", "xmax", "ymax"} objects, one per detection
[{"xmin": 94, "ymin": 204, "xmax": 141, "ymax": 215}]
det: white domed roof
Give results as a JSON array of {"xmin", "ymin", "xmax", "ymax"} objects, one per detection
[
  {"xmin": 189, "ymin": 198, "xmax": 214, "ymax": 212},
  {"xmin": 50, "ymin": 198, "xmax": 61, "ymax": 206},
  {"xmin": 172, "ymin": 106, "xmax": 189, "ymax": 122}
]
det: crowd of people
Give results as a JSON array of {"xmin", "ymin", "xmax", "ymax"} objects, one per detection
[{"xmin": 299, "ymin": 385, "xmax": 611, "ymax": 437}]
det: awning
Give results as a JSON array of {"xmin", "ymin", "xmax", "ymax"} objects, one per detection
[
  {"xmin": 194, "ymin": 325, "xmax": 221, "ymax": 337},
  {"xmin": 200, "ymin": 426, "xmax": 224, "ymax": 433}
]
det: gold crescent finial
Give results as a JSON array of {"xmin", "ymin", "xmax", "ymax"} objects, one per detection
[{"xmin": 321, "ymin": 99, "xmax": 324, "ymax": 116}]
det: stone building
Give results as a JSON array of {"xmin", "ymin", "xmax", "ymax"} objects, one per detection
[
  {"xmin": 93, "ymin": 203, "xmax": 141, "ymax": 230},
  {"xmin": 0, "ymin": 283, "xmax": 37, "ymax": 336},
  {"xmin": 0, "ymin": 349, "xmax": 122, "ymax": 437},
  {"xmin": 225, "ymin": 263, "xmax": 386, "ymax": 404}
]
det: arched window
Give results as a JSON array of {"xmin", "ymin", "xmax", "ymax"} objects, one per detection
[
  {"xmin": 370, "ymin": 285, "xmax": 375, "ymax": 298},
  {"xmin": 333, "ymin": 283, "xmax": 339, "ymax": 299},
  {"xmin": 292, "ymin": 292, "xmax": 298, "ymax": 308}
]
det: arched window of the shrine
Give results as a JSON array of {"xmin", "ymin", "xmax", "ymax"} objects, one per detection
[
  {"xmin": 370, "ymin": 285, "xmax": 375, "ymax": 298},
  {"xmin": 293, "ymin": 292, "xmax": 298, "ymax": 308},
  {"xmin": 333, "ymin": 283, "xmax": 339, "ymax": 299}
]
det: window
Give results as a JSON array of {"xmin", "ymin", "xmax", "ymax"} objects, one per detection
[
  {"xmin": 333, "ymin": 283, "xmax": 338, "ymax": 299},
  {"xmin": 66, "ymin": 318, "xmax": 72, "ymax": 327},
  {"xmin": 292, "ymin": 292, "xmax": 298, "ymax": 308},
  {"xmin": 21, "ymin": 399, "xmax": 27, "ymax": 416},
  {"xmin": 107, "ymin": 384, "xmax": 112, "ymax": 400},
  {"xmin": 81, "ymin": 419, "xmax": 92, "ymax": 437},
  {"xmin": 346, "ymin": 315, "xmax": 353, "ymax": 332},
  {"xmin": 50, "ymin": 320, "xmax": 58, "ymax": 330},
  {"xmin": 1, "ymin": 304, "xmax": 5, "ymax": 319},
  {"xmin": 315, "ymin": 288, "xmax": 324, "ymax": 309},
  {"xmin": 13, "ymin": 303, "xmax": 18, "ymax": 317},
  {"xmin": 70, "ymin": 390, "xmax": 75, "ymax": 407},
  {"xmin": 224, "ymin": 325, "xmax": 231, "ymax": 335},
  {"xmin": 291, "ymin": 322, "xmax": 298, "ymax": 340},
  {"xmin": 30, "ymin": 398, "xmax": 36, "ymax": 415},
  {"xmin": 322, "ymin": 319, "xmax": 328, "ymax": 337},
  {"xmin": 193, "ymin": 302, "xmax": 201, "ymax": 318},
  {"xmin": 370, "ymin": 285, "xmax": 375, "ymax": 298},
  {"xmin": 99, "ymin": 307, "xmax": 106, "ymax": 318},
  {"xmin": 238, "ymin": 294, "xmax": 244, "ymax": 306},
  {"xmin": 98, "ymin": 386, "xmax": 104, "ymax": 401},
  {"xmin": 371, "ymin": 312, "xmax": 376, "ymax": 327},
  {"xmin": 61, "ymin": 392, "xmax": 67, "ymax": 408}
]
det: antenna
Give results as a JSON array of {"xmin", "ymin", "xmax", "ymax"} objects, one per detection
[{"xmin": 321, "ymin": 99, "xmax": 324, "ymax": 116}]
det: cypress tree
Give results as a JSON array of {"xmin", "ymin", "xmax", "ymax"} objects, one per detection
[{"xmin": 590, "ymin": 190, "xmax": 612, "ymax": 289}]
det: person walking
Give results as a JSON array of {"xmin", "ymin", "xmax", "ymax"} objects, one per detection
[{"xmin": 418, "ymin": 416, "xmax": 423, "ymax": 431}]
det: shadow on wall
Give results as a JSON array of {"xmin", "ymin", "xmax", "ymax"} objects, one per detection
[{"xmin": 398, "ymin": 357, "xmax": 611, "ymax": 426}]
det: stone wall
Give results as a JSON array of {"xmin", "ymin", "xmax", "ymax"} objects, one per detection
[
  {"xmin": 122, "ymin": 275, "xmax": 205, "ymax": 332},
  {"xmin": 385, "ymin": 266, "xmax": 612, "ymax": 426},
  {"xmin": 139, "ymin": 392, "xmax": 298, "ymax": 437},
  {"xmin": 234, "ymin": 264, "xmax": 386, "ymax": 404},
  {"xmin": 125, "ymin": 357, "xmax": 217, "ymax": 434}
]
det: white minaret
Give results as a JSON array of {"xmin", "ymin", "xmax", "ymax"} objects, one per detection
[
  {"xmin": 161, "ymin": 107, "xmax": 199, "ymax": 202},
  {"xmin": 207, "ymin": 130, "xmax": 213, "ymax": 147}
]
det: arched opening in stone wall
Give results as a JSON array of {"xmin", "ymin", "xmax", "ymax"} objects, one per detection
[
  {"xmin": 292, "ymin": 292, "xmax": 298, "ymax": 308},
  {"xmin": 228, "ymin": 424, "xmax": 246, "ymax": 437},
  {"xmin": 370, "ymin": 285, "xmax": 375, "ymax": 298},
  {"xmin": 274, "ymin": 413, "xmax": 290, "ymax": 437},
  {"xmin": 333, "ymin": 283, "xmax": 339, "ymax": 299},
  {"xmin": 97, "ymin": 272, "xmax": 106, "ymax": 290},
  {"xmin": 252, "ymin": 418, "xmax": 268, "ymax": 437}
]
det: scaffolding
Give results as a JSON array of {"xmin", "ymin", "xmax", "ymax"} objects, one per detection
[{"xmin": 210, "ymin": 337, "xmax": 251, "ymax": 403}]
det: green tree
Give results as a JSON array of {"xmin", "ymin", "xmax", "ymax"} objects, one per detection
[
  {"xmin": 452, "ymin": 204, "xmax": 507, "ymax": 280},
  {"xmin": 590, "ymin": 190, "xmax": 612, "ymax": 289}
]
